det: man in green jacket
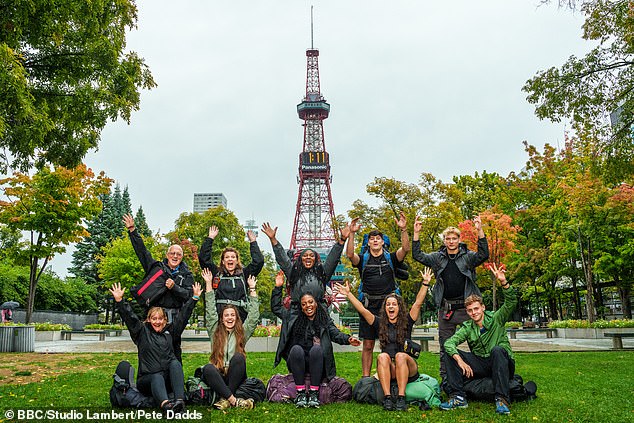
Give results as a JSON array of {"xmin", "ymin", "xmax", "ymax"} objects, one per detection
[{"xmin": 440, "ymin": 263, "xmax": 517, "ymax": 415}]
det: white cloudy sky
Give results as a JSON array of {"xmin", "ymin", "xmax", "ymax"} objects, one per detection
[{"xmin": 51, "ymin": 0, "xmax": 591, "ymax": 276}]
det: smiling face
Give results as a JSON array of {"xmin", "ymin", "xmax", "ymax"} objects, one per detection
[
  {"xmin": 466, "ymin": 300, "xmax": 485, "ymax": 326},
  {"xmin": 222, "ymin": 250, "xmax": 238, "ymax": 273},
  {"xmin": 147, "ymin": 308, "xmax": 167, "ymax": 333},
  {"xmin": 384, "ymin": 296, "xmax": 400, "ymax": 323},
  {"xmin": 367, "ymin": 234, "xmax": 385, "ymax": 255},
  {"xmin": 222, "ymin": 307, "xmax": 237, "ymax": 331},
  {"xmin": 166, "ymin": 245, "xmax": 183, "ymax": 269},
  {"xmin": 301, "ymin": 294, "xmax": 317, "ymax": 320},
  {"xmin": 301, "ymin": 250, "xmax": 316, "ymax": 269}
]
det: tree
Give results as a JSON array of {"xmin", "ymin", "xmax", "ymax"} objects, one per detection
[
  {"xmin": 134, "ymin": 205, "xmax": 152, "ymax": 237},
  {"xmin": 524, "ymin": 1, "xmax": 634, "ymax": 181},
  {"xmin": 0, "ymin": 164, "xmax": 111, "ymax": 322},
  {"xmin": 0, "ymin": 0, "xmax": 155, "ymax": 172}
]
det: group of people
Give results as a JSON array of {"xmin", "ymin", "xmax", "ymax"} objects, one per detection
[{"xmin": 110, "ymin": 213, "xmax": 524, "ymax": 416}]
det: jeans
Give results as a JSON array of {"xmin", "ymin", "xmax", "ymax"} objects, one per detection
[{"xmin": 136, "ymin": 359, "xmax": 185, "ymax": 403}]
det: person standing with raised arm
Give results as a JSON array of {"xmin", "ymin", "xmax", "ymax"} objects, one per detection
[
  {"xmin": 411, "ymin": 215, "xmax": 488, "ymax": 381},
  {"xmin": 198, "ymin": 225, "xmax": 264, "ymax": 322},
  {"xmin": 345, "ymin": 212, "xmax": 410, "ymax": 378}
]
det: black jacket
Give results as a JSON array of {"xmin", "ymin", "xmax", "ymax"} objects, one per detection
[
  {"xmin": 116, "ymin": 297, "xmax": 196, "ymax": 377},
  {"xmin": 128, "ymin": 229, "xmax": 194, "ymax": 309},
  {"xmin": 271, "ymin": 285, "xmax": 350, "ymax": 380}
]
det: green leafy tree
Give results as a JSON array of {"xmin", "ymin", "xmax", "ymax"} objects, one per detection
[
  {"xmin": 134, "ymin": 205, "xmax": 152, "ymax": 237},
  {"xmin": 0, "ymin": 0, "xmax": 156, "ymax": 172},
  {"xmin": 0, "ymin": 164, "xmax": 111, "ymax": 322}
]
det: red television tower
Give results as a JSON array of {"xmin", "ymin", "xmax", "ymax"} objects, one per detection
[{"xmin": 289, "ymin": 13, "xmax": 336, "ymax": 250}]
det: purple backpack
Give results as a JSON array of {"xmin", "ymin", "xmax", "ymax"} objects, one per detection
[{"xmin": 266, "ymin": 374, "xmax": 352, "ymax": 404}]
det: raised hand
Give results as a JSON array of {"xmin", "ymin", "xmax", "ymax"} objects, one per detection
[
  {"xmin": 109, "ymin": 282, "xmax": 125, "ymax": 302},
  {"xmin": 473, "ymin": 215, "xmax": 482, "ymax": 231},
  {"xmin": 208, "ymin": 226, "xmax": 219, "ymax": 239},
  {"xmin": 334, "ymin": 281, "xmax": 351, "ymax": 297},
  {"xmin": 192, "ymin": 282, "xmax": 202, "ymax": 297},
  {"xmin": 261, "ymin": 222, "xmax": 277, "ymax": 241},
  {"xmin": 395, "ymin": 211, "xmax": 407, "ymax": 230},
  {"xmin": 246, "ymin": 230, "xmax": 257, "ymax": 242},
  {"xmin": 274, "ymin": 270, "xmax": 285, "ymax": 287},
  {"xmin": 420, "ymin": 267, "xmax": 434, "ymax": 286},
  {"xmin": 122, "ymin": 214, "xmax": 135, "ymax": 232},
  {"xmin": 340, "ymin": 223, "xmax": 351, "ymax": 240},
  {"xmin": 247, "ymin": 275, "xmax": 257, "ymax": 289},
  {"xmin": 490, "ymin": 262, "xmax": 507, "ymax": 284},
  {"xmin": 414, "ymin": 215, "xmax": 422, "ymax": 234},
  {"xmin": 201, "ymin": 268, "xmax": 214, "ymax": 291},
  {"xmin": 349, "ymin": 218, "xmax": 361, "ymax": 233}
]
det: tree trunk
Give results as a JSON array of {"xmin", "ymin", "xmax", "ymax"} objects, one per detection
[
  {"xmin": 570, "ymin": 272, "xmax": 582, "ymax": 319},
  {"xmin": 577, "ymin": 228, "xmax": 596, "ymax": 322},
  {"xmin": 618, "ymin": 285, "xmax": 632, "ymax": 319},
  {"xmin": 594, "ymin": 284, "xmax": 605, "ymax": 319}
]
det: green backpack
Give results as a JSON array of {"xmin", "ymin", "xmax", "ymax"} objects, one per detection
[{"xmin": 405, "ymin": 373, "xmax": 441, "ymax": 408}]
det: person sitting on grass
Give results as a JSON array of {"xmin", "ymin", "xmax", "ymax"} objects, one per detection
[
  {"xmin": 272, "ymin": 271, "xmax": 361, "ymax": 408},
  {"xmin": 335, "ymin": 268, "xmax": 432, "ymax": 412},
  {"xmin": 440, "ymin": 263, "xmax": 518, "ymax": 415},
  {"xmin": 109, "ymin": 281, "xmax": 202, "ymax": 413},
  {"xmin": 200, "ymin": 268, "xmax": 259, "ymax": 410}
]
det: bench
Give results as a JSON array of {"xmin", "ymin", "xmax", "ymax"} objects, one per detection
[
  {"xmin": 181, "ymin": 336, "xmax": 209, "ymax": 342},
  {"xmin": 411, "ymin": 335, "xmax": 435, "ymax": 352},
  {"xmin": 603, "ymin": 332, "xmax": 634, "ymax": 350},
  {"xmin": 61, "ymin": 330, "xmax": 107, "ymax": 341},
  {"xmin": 507, "ymin": 328, "xmax": 557, "ymax": 339}
]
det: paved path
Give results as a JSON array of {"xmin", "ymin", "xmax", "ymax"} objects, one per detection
[{"xmin": 34, "ymin": 332, "xmax": 633, "ymax": 354}]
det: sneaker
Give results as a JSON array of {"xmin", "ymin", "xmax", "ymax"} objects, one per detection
[
  {"xmin": 294, "ymin": 390, "xmax": 308, "ymax": 408},
  {"xmin": 213, "ymin": 398, "xmax": 231, "ymax": 411},
  {"xmin": 439, "ymin": 395, "xmax": 468, "ymax": 411},
  {"xmin": 160, "ymin": 400, "xmax": 175, "ymax": 412},
  {"xmin": 495, "ymin": 398, "xmax": 511, "ymax": 415},
  {"xmin": 395, "ymin": 395, "xmax": 408, "ymax": 411},
  {"xmin": 235, "ymin": 398, "xmax": 255, "ymax": 410},
  {"xmin": 382, "ymin": 395, "xmax": 395, "ymax": 411},
  {"xmin": 172, "ymin": 399, "xmax": 185, "ymax": 414},
  {"xmin": 306, "ymin": 390, "xmax": 320, "ymax": 408}
]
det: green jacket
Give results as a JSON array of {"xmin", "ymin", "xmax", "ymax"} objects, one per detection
[
  {"xmin": 205, "ymin": 289, "xmax": 260, "ymax": 368},
  {"xmin": 444, "ymin": 287, "xmax": 517, "ymax": 360}
]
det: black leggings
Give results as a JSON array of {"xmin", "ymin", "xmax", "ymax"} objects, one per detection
[
  {"xmin": 202, "ymin": 353, "xmax": 247, "ymax": 399},
  {"xmin": 287, "ymin": 344, "xmax": 324, "ymax": 387},
  {"xmin": 136, "ymin": 359, "xmax": 185, "ymax": 404}
]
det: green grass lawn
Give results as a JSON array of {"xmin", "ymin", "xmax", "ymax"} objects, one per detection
[{"xmin": 0, "ymin": 351, "xmax": 632, "ymax": 422}]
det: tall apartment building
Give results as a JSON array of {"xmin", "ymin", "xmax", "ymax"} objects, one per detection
[{"xmin": 193, "ymin": 193, "xmax": 227, "ymax": 213}]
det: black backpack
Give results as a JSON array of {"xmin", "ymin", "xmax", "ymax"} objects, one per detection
[
  {"xmin": 109, "ymin": 361, "xmax": 155, "ymax": 409},
  {"xmin": 463, "ymin": 374, "xmax": 537, "ymax": 402},
  {"xmin": 235, "ymin": 377, "xmax": 267, "ymax": 403}
]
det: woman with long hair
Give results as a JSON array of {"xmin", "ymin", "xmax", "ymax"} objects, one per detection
[
  {"xmin": 200, "ymin": 268, "xmax": 260, "ymax": 410},
  {"xmin": 199, "ymin": 225, "xmax": 264, "ymax": 322},
  {"xmin": 272, "ymin": 271, "xmax": 361, "ymax": 408},
  {"xmin": 261, "ymin": 223, "xmax": 350, "ymax": 308},
  {"xmin": 109, "ymin": 281, "xmax": 202, "ymax": 413},
  {"xmin": 336, "ymin": 268, "xmax": 432, "ymax": 411}
]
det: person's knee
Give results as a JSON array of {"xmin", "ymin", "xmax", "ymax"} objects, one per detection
[
  {"xmin": 394, "ymin": 352, "xmax": 409, "ymax": 366},
  {"xmin": 491, "ymin": 346, "xmax": 507, "ymax": 358},
  {"xmin": 362, "ymin": 339, "xmax": 375, "ymax": 353},
  {"xmin": 309, "ymin": 344, "xmax": 323, "ymax": 359},
  {"xmin": 288, "ymin": 344, "xmax": 304, "ymax": 359},
  {"xmin": 377, "ymin": 353, "xmax": 391, "ymax": 366},
  {"xmin": 230, "ymin": 352, "xmax": 246, "ymax": 366}
]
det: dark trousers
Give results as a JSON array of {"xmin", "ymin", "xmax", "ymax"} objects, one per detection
[
  {"xmin": 443, "ymin": 346, "xmax": 515, "ymax": 402},
  {"xmin": 136, "ymin": 359, "xmax": 185, "ymax": 403},
  {"xmin": 438, "ymin": 308, "xmax": 470, "ymax": 378},
  {"xmin": 287, "ymin": 344, "xmax": 324, "ymax": 388},
  {"xmin": 202, "ymin": 353, "xmax": 247, "ymax": 399}
]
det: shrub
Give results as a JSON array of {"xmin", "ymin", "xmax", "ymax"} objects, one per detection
[
  {"xmin": 337, "ymin": 325, "xmax": 352, "ymax": 335},
  {"xmin": 505, "ymin": 321, "xmax": 522, "ymax": 329},
  {"xmin": 252, "ymin": 325, "xmax": 281, "ymax": 337},
  {"xmin": 33, "ymin": 322, "xmax": 71, "ymax": 331},
  {"xmin": 84, "ymin": 324, "xmax": 124, "ymax": 330},
  {"xmin": 547, "ymin": 319, "xmax": 634, "ymax": 329}
]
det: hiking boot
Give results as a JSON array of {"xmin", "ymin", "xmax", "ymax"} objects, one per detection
[
  {"xmin": 440, "ymin": 395, "xmax": 468, "ymax": 411},
  {"xmin": 395, "ymin": 395, "xmax": 408, "ymax": 411},
  {"xmin": 524, "ymin": 381, "xmax": 537, "ymax": 399},
  {"xmin": 213, "ymin": 398, "xmax": 231, "ymax": 411},
  {"xmin": 495, "ymin": 398, "xmax": 511, "ymax": 415},
  {"xmin": 382, "ymin": 395, "xmax": 395, "ymax": 411},
  {"xmin": 294, "ymin": 390, "xmax": 308, "ymax": 408},
  {"xmin": 172, "ymin": 399, "xmax": 185, "ymax": 414},
  {"xmin": 235, "ymin": 397, "xmax": 255, "ymax": 410},
  {"xmin": 306, "ymin": 390, "xmax": 320, "ymax": 408}
]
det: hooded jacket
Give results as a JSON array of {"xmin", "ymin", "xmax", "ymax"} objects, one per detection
[
  {"xmin": 411, "ymin": 237, "xmax": 489, "ymax": 308},
  {"xmin": 271, "ymin": 285, "xmax": 350, "ymax": 380},
  {"xmin": 116, "ymin": 297, "xmax": 196, "ymax": 377},
  {"xmin": 128, "ymin": 229, "xmax": 194, "ymax": 309}
]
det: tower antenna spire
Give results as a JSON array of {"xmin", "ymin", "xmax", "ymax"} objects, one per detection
[{"xmin": 310, "ymin": 5, "xmax": 314, "ymax": 50}]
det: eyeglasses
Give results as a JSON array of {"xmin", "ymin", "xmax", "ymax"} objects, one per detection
[{"xmin": 168, "ymin": 251, "xmax": 183, "ymax": 257}]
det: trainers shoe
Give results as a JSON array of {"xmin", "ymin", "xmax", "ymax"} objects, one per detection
[
  {"xmin": 294, "ymin": 390, "xmax": 308, "ymax": 408},
  {"xmin": 382, "ymin": 395, "xmax": 396, "ymax": 411},
  {"xmin": 440, "ymin": 395, "xmax": 468, "ymax": 411},
  {"xmin": 495, "ymin": 398, "xmax": 511, "ymax": 415},
  {"xmin": 213, "ymin": 398, "xmax": 231, "ymax": 411},
  {"xmin": 306, "ymin": 390, "xmax": 320, "ymax": 408},
  {"xmin": 172, "ymin": 399, "xmax": 185, "ymax": 414},
  {"xmin": 160, "ymin": 400, "xmax": 175, "ymax": 412},
  {"xmin": 235, "ymin": 398, "xmax": 255, "ymax": 410},
  {"xmin": 395, "ymin": 395, "xmax": 408, "ymax": 411}
]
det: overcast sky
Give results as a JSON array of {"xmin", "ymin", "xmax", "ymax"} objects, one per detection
[{"xmin": 50, "ymin": 0, "xmax": 591, "ymax": 276}]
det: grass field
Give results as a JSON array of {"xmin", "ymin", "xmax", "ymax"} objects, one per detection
[{"xmin": 0, "ymin": 351, "xmax": 632, "ymax": 422}]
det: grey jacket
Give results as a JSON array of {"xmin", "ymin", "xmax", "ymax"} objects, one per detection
[{"xmin": 411, "ymin": 237, "xmax": 489, "ymax": 307}]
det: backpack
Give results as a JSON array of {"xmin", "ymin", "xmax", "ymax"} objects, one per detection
[
  {"xmin": 352, "ymin": 376, "xmax": 385, "ymax": 404},
  {"xmin": 235, "ymin": 377, "xmax": 267, "ymax": 403},
  {"xmin": 357, "ymin": 234, "xmax": 409, "ymax": 301},
  {"xmin": 404, "ymin": 374, "xmax": 441, "ymax": 408},
  {"xmin": 353, "ymin": 374, "xmax": 441, "ymax": 408},
  {"xmin": 462, "ymin": 374, "xmax": 536, "ymax": 402},
  {"xmin": 130, "ymin": 262, "xmax": 169, "ymax": 307},
  {"xmin": 266, "ymin": 373, "xmax": 352, "ymax": 404},
  {"xmin": 109, "ymin": 361, "xmax": 155, "ymax": 409}
]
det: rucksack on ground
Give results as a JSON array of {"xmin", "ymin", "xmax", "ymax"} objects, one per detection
[
  {"xmin": 109, "ymin": 361, "xmax": 155, "ymax": 409},
  {"xmin": 235, "ymin": 377, "xmax": 266, "ymax": 403},
  {"xmin": 462, "ymin": 374, "xmax": 537, "ymax": 402},
  {"xmin": 266, "ymin": 373, "xmax": 352, "ymax": 404},
  {"xmin": 405, "ymin": 373, "xmax": 441, "ymax": 407},
  {"xmin": 353, "ymin": 374, "xmax": 441, "ymax": 408}
]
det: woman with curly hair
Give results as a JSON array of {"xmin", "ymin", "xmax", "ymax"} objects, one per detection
[
  {"xmin": 199, "ymin": 226, "xmax": 264, "ymax": 322},
  {"xmin": 336, "ymin": 268, "xmax": 432, "ymax": 411},
  {"xmin": 272, "ymin": 271, "xmax": 361, "ymax": 408},
  {"xmin": 200, "ymin": 268, "xmax": 260, "ymax": 410}
]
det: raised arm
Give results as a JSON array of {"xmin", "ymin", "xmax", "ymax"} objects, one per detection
[
  {"xmin": 490, "ymin": 263, "xmax": 517, "ymax": 324},
  {"xmin": 346, "ymin": 218, "xmax": 361, "ymax": 266},
  {"xmin": 270, "ymin": 270, "xmax": 288, "ymax": 319},
  {"xmin": 243, "ymin": 231, "xmax": 265, "ymax": 277},
  {"xmin": 408, "ymin": 268, "xmax": 432, "ymax": 322},
  {"xmin": 262, "ymin": 222, "xmax": 293, "ymax": 276},
  {"xmin": 335, "ymin": 281, "xmax": 375, "ymax": 325},
  {"xmin": 243, "ymin": 275, "xmax": 261, "ymax": 340},
  {"xmin": 198, "ymin": 226, "xmax": 220, "ymax": 274},
  {"xmin": 411, "ymin": 215, "xmax": 439, "ymax": 268},
  {"xmin": 202, "ymin": 268, "xmax": 219, "ymax": 336},
  {"xmin": 471, "ymin": 215, "xmax": 489, "ymax": 266},
  {"xmin": 123, "ymin": 214, "xmax": 155, "ymax": 272},
  {"xmin": 395, "ymin": 212, "xmax": 410, "ymax": 262},
  {"xmin": 322, "ymin": 225, "xmax": 349, "ymax": 282},
  {"xmin": 110, "ymin": 282, "xmax": 143, "ymax": 341},
  {"xmin": 172, "ymin": 282, "xmax": 202, "ymax": 335}
]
